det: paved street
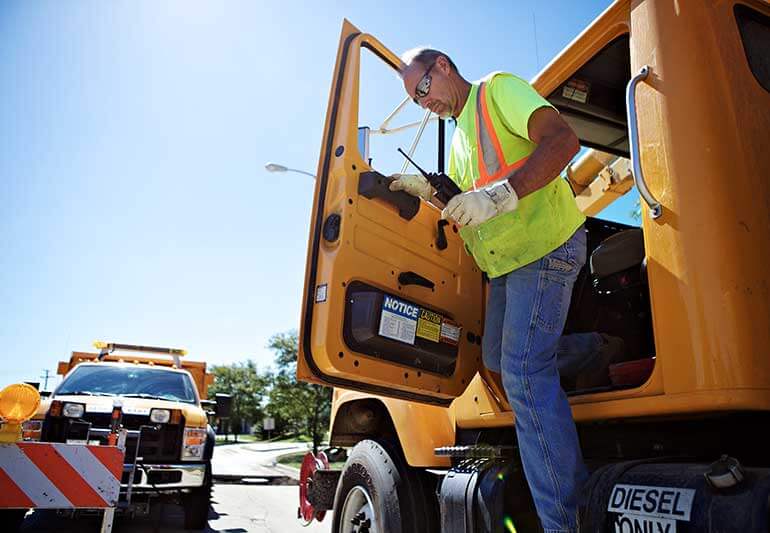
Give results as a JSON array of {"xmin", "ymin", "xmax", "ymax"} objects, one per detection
[
  {"xmin": 18, "ymin": 442, "xmax": 333, "ymax": 532},
  {"xmin": 212, "ymin": 441, "xmax": 310, "ymax": 480}
]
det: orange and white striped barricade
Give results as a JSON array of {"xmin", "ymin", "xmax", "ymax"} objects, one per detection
[{"xmin": 0, "ymin": 441, "xmax": 125, "ymax": 533}]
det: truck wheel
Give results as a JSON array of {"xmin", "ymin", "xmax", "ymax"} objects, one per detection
[
  {"xmin": 182, "ymin": 464, "xmax": 212, "ymax": 530},
  {"xmin": 332, "ymin": 439, "xmax": 437, "ymax": 533}
]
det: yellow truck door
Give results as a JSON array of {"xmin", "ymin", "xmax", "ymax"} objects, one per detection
[{"xmin": 298, "ymin": 20, "xmax": 483, "ymax": 406}]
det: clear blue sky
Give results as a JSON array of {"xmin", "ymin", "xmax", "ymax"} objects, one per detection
[{"xmin": 1, "ymin": 0, "xmax": 632, "ymax": 390}]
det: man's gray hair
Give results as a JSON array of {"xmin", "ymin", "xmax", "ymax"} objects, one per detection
[{"xmin": 401, "ymin": 47, "xmax": 459, "ymax": 74}]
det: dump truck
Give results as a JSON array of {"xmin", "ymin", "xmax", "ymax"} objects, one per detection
[
  {"xmin": 22, "ymin": 342, "xmax": 230, "ymax": 530},
  {"xmin": 296, "ymin": 1, "xmax": 770, "ymax": 531}
]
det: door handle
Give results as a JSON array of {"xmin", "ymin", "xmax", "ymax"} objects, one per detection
[{"xmin": 398, "ymin": 271, "xmax": 435, "ymax": 290}]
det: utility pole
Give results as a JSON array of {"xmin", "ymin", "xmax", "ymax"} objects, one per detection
[{"xmin": 40, "ymin": 369, "xmax": 53, "ymax": 391}]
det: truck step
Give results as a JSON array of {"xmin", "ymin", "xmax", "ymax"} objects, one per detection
[{"xmin": 434, "ymin": 444, "xmax": 515, "ymax": 458}]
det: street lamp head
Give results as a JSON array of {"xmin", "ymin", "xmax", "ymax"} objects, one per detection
[
  {"xmin": 264, "ymin": 162, "xmax": 316, "ymax": 179},
  {"xmin": 265, "ymin": 162, "xmax": 288, "ymax": 173}
]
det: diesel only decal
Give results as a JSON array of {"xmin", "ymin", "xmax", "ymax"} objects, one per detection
[{"xmin": 608, "ymin": 484, "xmax": 695, "ymax": 533}]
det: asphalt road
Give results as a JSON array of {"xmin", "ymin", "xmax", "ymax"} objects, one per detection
[{"xmin": 18, "ymin": 442, "xmax": 333, "ymax": 533}]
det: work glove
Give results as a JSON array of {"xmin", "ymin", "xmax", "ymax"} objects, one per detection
[
  {"xmin": 441, "ymin": 181, "xmax": 518, "ymax": 227},
  {"xmin": 388, "ymin": 173, "xmax": 433, "ymax": 201}
]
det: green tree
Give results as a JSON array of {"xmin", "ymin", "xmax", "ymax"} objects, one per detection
[
  {"xmin": 208, "ymin": 360, "xmax": 266, "ymax": 442},
  {"xmin": 266, "ymin": 331, "xmax": 332, "ymax": 454}
]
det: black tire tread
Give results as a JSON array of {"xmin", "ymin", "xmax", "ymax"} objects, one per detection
[
  {"xmin": 182, "ymin": 463, "xmax": 212, "ymax": 530},
  {"xmin": 331, "ymin": 439, "xmax": 438, "ymax": 533}
]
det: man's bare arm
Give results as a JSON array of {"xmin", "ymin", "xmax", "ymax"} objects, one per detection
[{"xmin": 506, "ymin": 107, "xmax": 579, "ymax": 198}]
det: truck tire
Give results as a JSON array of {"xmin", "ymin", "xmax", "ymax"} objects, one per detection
[
  {"xmin": 182, "ymin": 463, "xmax": 212, "ymax": 530},
  {"xmin": 332, "ymin": 439, "xmax": 437, "ymax": 533}
]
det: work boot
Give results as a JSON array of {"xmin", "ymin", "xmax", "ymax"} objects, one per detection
[{"xmin": 574, "ymin": 334, "xmax": 625, "ymax": 390}]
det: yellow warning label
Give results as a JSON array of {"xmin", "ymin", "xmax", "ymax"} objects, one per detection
[{"xmin": 416, "ymin": 308, "xmax": 442, "ymax": 342}]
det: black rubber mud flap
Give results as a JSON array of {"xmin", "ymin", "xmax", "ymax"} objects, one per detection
[{"xmin": 439, "ymin": 467, "xmax": 479, "ymax": 532}]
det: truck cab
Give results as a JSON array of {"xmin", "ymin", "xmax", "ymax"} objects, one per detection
[
  {"xmin": 25, "ymin": 342, "xmax": 227, "ymax": 530},
  {"xmin": 297, "ymin": 1, "xmax": 770, "ymax": 531}
]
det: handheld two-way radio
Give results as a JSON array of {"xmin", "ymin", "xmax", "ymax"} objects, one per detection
[{"xmin": 397, "ymin": 148, "xmax": 462, "ymax": 204}]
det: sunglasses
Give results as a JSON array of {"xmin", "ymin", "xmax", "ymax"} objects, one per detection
[{"xmin": 412, "ymin": 61, "xmax": 436, "ymax": 105}]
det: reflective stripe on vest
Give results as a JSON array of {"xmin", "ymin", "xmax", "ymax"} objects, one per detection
[{"xmin": 474, "ymin": 82, "xmax": 530, "ymax": 188}]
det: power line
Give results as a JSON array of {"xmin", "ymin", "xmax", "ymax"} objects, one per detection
[{"xmin": 533, "ymin": 11, "xmax": 541, "ymax": 70}]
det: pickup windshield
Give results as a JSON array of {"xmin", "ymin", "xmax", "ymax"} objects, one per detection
[{"xmin": 56, "ymin": 365, "xmax": 197, "ymax": 404}]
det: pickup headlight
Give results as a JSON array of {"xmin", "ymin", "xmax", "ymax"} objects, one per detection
[
  {"xmin": 150, "ymin": 408, "xmax": 171, "ymax": 424},
  {"xmin": 21, "ymin": 419, "xmax": 43, "ymax": 441},
  {"xmin": 181, "ymin": 427, "xmax": 207, "ymax": 461},
  {"xmin": 62, "ymin": 402, "xmax": 85, "ymax": 418}
]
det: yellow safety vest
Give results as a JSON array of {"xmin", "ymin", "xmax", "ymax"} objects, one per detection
[{"xmin": 449, "ymin": 73, "xmax": 585, "ymax": 278}]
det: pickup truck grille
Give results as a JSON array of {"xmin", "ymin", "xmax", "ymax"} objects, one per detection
[{"xmin": 41, "ymin": 413, "xmax": 185, "ymax": 463}]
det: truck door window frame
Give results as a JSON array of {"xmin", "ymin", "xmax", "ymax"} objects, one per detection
[{"xmin": 734, "ymin": 3, "xmax": 770, "ymax": 94}]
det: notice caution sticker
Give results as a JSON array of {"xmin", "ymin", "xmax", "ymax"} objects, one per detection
[
  {"xmin": 416, "ymin": 308, "xmax": 442, "ymax": 342},
  {"xmin": 440, "ymin": 319, "xmax": 461, "ymax": 345},
  {"xmin": 378, "ymin": 295, "xmax": 418, "ymax": 345}
]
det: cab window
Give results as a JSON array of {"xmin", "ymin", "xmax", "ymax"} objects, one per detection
[{"xmin": 358, "ymin": 47, "xmax": 444, "ymax": 182}]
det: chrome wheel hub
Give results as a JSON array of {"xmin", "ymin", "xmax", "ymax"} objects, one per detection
[{"xmin": 338, "ymin": 485, "xmax": 378, "ymax": 533}]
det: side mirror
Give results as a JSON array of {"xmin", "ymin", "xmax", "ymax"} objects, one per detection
[
  {"xmin": 214, "ymin": 393, "xmax": 232, "ymax": 419},
  {"xmin": 39, "ymin": 391, "xmax": 52, "ymax": 398},
  {"xmin": 200, "ymin": 399, "xmax": 216, "ymax": 415}
]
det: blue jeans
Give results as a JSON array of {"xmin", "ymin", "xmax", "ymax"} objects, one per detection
[{"xmin": 482, "ymin": 225, "xmax": 602, "ymax": 533}]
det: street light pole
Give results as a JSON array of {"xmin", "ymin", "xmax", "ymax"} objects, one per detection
[{"xmin": 264, "ymin": 162, "xmax": 316, "ymax": 179}]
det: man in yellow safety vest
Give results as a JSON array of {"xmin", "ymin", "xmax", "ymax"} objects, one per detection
[{"xmin": 391, "ymin": 48, "xmax": 623, "ymax": 533}]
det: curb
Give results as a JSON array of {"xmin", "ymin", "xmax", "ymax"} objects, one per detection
[{"xmin": 273, "ymin": 449, "xmax": 311, "ymax": 479}]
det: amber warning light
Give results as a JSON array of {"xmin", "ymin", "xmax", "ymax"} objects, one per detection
[{"xmin": 0, "ymin": 383, "xmax": 41, "ymax": 443}]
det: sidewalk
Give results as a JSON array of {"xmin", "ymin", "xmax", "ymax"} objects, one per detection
[{"xmin": 211, "ymin": 441, "xmax": 310, "ymax": 484}]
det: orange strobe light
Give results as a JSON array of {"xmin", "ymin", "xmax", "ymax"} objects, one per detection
[{"xmin": 0, "ymin": 383, "xmax": 41, "ymax": 443}]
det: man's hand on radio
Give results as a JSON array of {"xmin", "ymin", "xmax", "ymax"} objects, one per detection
[
  {"xmin": 388, "ymin": 173, "xmax": 433, "ymax": 201},
  {"xmin": 441, "ymin": 181, "xmax": 518, "ymax": 227}
]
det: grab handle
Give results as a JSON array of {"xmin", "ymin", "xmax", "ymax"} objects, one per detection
[{"xmin": 626, "ymin": 65, "xmax": 662, "ymax": 219}]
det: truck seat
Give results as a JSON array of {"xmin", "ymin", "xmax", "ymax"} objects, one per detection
[
  {"xmin": 563, "ymin": 220, "xmax": 655, "ymax": 376},
  {"xmin": 590, "ymin": 228, "xmax": 644, "ymax": 279},
  {"xmin": 589, "ymin": 228, "xmax": 645, "ymax": 293}
]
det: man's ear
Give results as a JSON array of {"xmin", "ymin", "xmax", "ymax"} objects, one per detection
[{"xmin": 437, "ymin": 55, "xmax": 452, "ymax": 75}]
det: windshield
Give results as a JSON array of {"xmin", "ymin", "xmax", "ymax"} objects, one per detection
[{"xmin": 56, "ymin": 365, "xmax": 198, "ymax": 404}]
